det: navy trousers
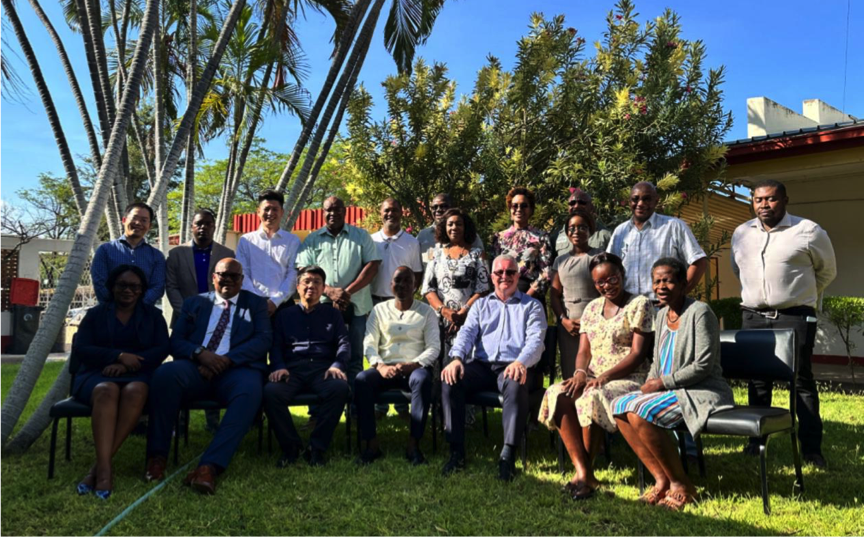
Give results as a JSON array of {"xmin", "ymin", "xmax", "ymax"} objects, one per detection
[
  {"xmin": 147, "ymin": 360, "xmax": 263, "ymax": 471},
  {"xmin": 263, "ymin": 361, "xmax": 349, "ymax": 453},
  {"xmin": 355, "ymin": 367, "xmax": 432, "ymax": 442},
  {"xmin": 442, "ymin": 361, "xmax": 533, "ymax": 448}
]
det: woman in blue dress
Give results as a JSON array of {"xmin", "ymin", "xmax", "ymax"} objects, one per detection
[
  {"xmin": 72, "ymin": 264, "xmax": 170, "ymax": 498},
  {"xmin": 613, "ymin": 258, "xmax": 734, "ymax": 511}
]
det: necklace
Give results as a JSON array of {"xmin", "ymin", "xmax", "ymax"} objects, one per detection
[{"xmin": 667, "ymin": 310, "xmax": 681, "ymax": 324}]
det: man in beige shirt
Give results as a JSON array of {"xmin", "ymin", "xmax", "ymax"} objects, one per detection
[
  {"xmin": 731, "ymin": 179, "xmax": 836, "ymax": 468},
  {"xmin": 354, "ymin": 267, "xmax": 441, "ymax": 466}
]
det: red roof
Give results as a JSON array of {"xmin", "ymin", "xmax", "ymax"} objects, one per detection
[{"xmin": 233, "ymin": 206, "xmax": 368, "ymax": 234}]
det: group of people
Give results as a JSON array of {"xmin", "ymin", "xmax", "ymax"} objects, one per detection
[{"xmin": 72, "ymin": 178, "xmax": 836, "ymax": 511}]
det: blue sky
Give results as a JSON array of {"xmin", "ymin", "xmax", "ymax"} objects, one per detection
[{"xmin": 1, "ymin": 0, "xmax": 861, "ymax": 205}]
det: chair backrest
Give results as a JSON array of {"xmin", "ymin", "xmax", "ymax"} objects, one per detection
[
  {"xmin": 718, "ymin": 329, "xmax": 797, "ymax": 384},
  {"xmin": 67, "ymin": 333, "xmax": 82, "ymax": 396}
]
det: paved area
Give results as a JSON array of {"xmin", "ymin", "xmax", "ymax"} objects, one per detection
[{"xmin": 1, "ymin": 352, "xmax": 69, "ymax": 364}]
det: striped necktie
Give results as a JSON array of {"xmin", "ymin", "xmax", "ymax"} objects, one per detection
[{"xmin": 206, "ymin": 301, "xmax": 232, "ymax": 351}]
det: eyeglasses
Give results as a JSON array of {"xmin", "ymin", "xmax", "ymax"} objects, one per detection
[
  {"xmin": 567, "ymin": 225, "xmax": 591, "ymax": 234},
  {"xmin": 431, "ymin": 204, "xmax": 450, "ymax": 211},
  {"xmin": 630, "ymin": 195, "xmax": 655, "ymax": 204},
  {"xmin": 215, "ymin": 271, "xmax": 243, "ymax": 282},
  {"xmin": 510, "ymin": 203, "xmax": 531, "ymax": 211},
  {"xmin": 114, "ymin": 283, "xmax": 142, "ymax": 292},
  {"xmin": 568, "ymin": 199, "xmax": 589, "ymax": 206},
  {"xmin": 492, "ymin": 269, "xmax": 518, "ymax": 277},
  {"xmin": 593, "ymin": 275, "xmax": 621, "ymax": 287}
]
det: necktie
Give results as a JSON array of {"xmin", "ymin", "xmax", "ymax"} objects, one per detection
[{"xmin": 206, "ymin": 301, "xmax": 232, "ymax": 352}]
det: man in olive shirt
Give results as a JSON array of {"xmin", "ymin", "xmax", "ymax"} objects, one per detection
[
  {"xmin": 732, "ymin": 179, "xmax": 836, "ymax": 468},
  {"xmin": 296, "ymin": 196, "xmax": 382, "ymax": 392},
  {"xmin": 552, "ymin": 189, "xmax": 612, "ymax": 256}
]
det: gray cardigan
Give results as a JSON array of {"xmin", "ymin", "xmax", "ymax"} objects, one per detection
[{"xmin": 650, "ymin": 298, "xmax": 734, "ymax": 436}]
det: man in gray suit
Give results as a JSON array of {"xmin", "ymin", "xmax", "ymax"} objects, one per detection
[
  {"xmin": 166, "ymin": 208, "xmax": 235, "ymax": 433},
  {"xmin": 166, "ymin": 209, "xmax": 235, "ymax": 323}
]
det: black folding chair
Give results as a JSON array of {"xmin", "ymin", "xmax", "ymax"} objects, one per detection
[
  {"xmin": 354, "ymin": 386, "xmax": 439, "ymax": 454},
  {"xmin": 266, "ymin": 393, "xmax": 353, "ymax": 455},
  {"xmin": 47, "ymin": 338, "xmax": 89, "ymax": 479},
  {"xmin": 636, "ymin": 328, "xmax": 803, "ymax": 515}
]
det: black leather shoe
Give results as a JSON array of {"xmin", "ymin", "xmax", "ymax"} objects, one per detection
[
  {"xmin": 803, "ymin": 452, "xmax": 827, "ymax": 468},
  {"xmin": 441, "ymin": 452, "xmax": 465, "ymax": 476},
  {"xmin": 497, "ymin": 458, "xmax": 516, "ymax": 481},
  {"xmin": 742, "ymin": 443, "xmax": 760, "ymax": 457},
  {"xmin": 406, "ymin": 448, "xmax": 427, "ymax": 466},
  {"xmin": 355, "ymin": 449, "xmax": 384, "ymax": 466},
  {"xmin": 304, "ymin": 448, "xmax": 327, "ymax": 467},
  {"xmin": 276, "ymin": 446, "xmax": 300, "ymax": 468}
]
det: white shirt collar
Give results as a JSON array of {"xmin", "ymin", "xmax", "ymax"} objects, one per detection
[
  {"xmin": 256, "ymin": 227, "xmax": 285, "ymax": 240},
  {"xmin": 378, "ymin": 228, "xmax": 404, "ymax": 241},
  {"xmin": 214, "ymin": 292, "xmax": 239, "ymax": 307},
  {"xmin": 754, "ymin": 212, "xmax": 793, "ymax": 232},
  {"xmin": 629, "ymin": 211, "xmax": 660, "ymax": 230}
]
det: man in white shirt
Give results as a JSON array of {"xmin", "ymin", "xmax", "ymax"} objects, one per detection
[
  {"xmin": 355, "ymin": 267, "xmax": 441, "ymax": 466},
  {"xmin": 731, "ymin": 179, "xmax": 836, "ymax": 468},
  {"xmin": 235, "ymin": 189, "xmax": 301, "ymax": 316},
  {"xmin": 417, "ymin": 193, "xmax": 484, "ymax": 267},
  {"xmin": 607, "ymin": 182, "xmax": 708, "ymax": 301},
  {"xmin": 371, "ymin": 198, "xmax": 423, "ymax": 303}
]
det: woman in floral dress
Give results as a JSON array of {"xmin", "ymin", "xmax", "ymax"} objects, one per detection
[{"xmin": 539, "ymin": 253, "xmax": 654, "ymax": 500}]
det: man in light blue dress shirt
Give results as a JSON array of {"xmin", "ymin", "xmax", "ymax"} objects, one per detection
[{"xmin": 440, "ymin": 255, "xmax": 547, "ymax": 481}]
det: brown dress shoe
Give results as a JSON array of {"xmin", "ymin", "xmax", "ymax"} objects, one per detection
[
  {"xmin": 184, "ymin": 465, "xmax": 217, "ymax": 495},
  {"xmin": 145, "ymin": 456, "xmax": 167, "ymax": 482}
]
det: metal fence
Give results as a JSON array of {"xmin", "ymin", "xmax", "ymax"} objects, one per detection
[{"xmin": 37, "ymin": 252, "xmax": 97, "ymax": 320}]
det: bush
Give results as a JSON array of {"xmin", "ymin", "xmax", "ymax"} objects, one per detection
[{"xmin": 709, "ymin": 296, "xmax": 742, "ymax": 330}]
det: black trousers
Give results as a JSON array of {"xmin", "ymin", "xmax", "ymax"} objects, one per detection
[
  {"xmin": 263, "ymin": 361, "xmax": 349, "ymax": 453},
  {"xmin": 354, "ymin": 367, "xmax": 432, "ymax": 442},
  {"xmin": 742, "ymin": 308, "xmax": 822, "ymax": 455},
  {"xmin": 442, "ymin": 361, "xmax": 533, "ymax": 448}
]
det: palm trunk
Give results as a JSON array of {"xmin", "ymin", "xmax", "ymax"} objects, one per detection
[
  {"xmin": 153, "ymin": 10, "xmax": 169, "ymax": 256},
  {"xmin": 274, "ymin": 0, "xmax": 370, "ymax": 196},
  {"xmin": 4, "ymin": 362, "xmax": 71, "ymax": 454},
  {"xmin": 179, "ymin": 0, "xmax": 198, "ymax": 243},
  {"xmin": 282, "ymin": 0, "xmax": 384, "ymax": 228},
  {"xmin": 1, "ymin": 0, "xmax": 160, "ymax": 450},
  {"xmin": 26, "ymin": 0, "xmax": 102, "ymax": 179},
  {"xmin": 73, "ymin": 0, "xmax": 109, "ymax": 145},
  {"xmin": 6, "ymin": 0, "xmax": 87, "ymax": 217},
  {"xmin": 146, "ymin": 0, "xmax": 249, "ymax": 212}
]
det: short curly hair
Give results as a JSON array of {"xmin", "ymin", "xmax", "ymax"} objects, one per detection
[
  {"xmin": 506, "ymin": 186, "xmax": 536, "ymax": 212},
  {"xmin": 567, "ymin": 208, "xmax": 596, "ymax": 235},
  {"xmin": 434, "ymin": 208, "xmax": 478, "ymax": 246},
  {"xmin": 106, "ymin": 264, "xmax": 148, "ymax": 302}
]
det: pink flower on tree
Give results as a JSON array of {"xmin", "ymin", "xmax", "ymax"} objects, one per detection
[
  {"xmin": 615, "ymin": 14, "xmax": 623, "ymax": 20},
  {"xmin": 624, "ymin": 113, "xmax": 631, "ymax": 120},
  {"xmin": 569, "ymin": 187, "xmax": 576, "ymax": 193}
]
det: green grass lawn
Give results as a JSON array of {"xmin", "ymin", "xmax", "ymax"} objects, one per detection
[{"xmin": 2, "ymin": 362, "xmax": 863, "ymax": 536}]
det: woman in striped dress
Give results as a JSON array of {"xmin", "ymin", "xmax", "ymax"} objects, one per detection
[{"xmin": 613, "ymin": 258, "xmax": 734, "ymax": 511}]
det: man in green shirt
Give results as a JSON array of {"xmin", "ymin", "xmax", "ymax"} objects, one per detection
[{"xmin": 296, "ymin": 196, "xmax": 382, "ymax": 391}]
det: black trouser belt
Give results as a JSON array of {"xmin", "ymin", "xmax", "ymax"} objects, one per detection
[{"xmin": 740, "ymin": 305, "xmax": 815, "ymax": 319}]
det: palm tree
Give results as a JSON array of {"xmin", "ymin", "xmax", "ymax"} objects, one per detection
[
  {"xmin": 2, "ymin": 0, "xmax": 162, "ymax": 450},
  {"xmin": 180, "ymin": 0, "xmax": 199, "ymax": 242}
]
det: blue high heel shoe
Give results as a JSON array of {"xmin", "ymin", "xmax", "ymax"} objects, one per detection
[
  {"xmin": 94, "ymin": 489, "xmax": 112, "ymax": 500},
  {"xmin": 76, "ymin": 482, "xmax": 93, "ymax": 495}
]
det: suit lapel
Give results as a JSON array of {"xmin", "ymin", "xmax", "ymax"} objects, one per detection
[
  {"xmin": 185, "ymin": 242, "xmax": 199, "ymax": 290},
  {"xmin": 228, "ymin": 292, "xmax": 245, "ymax": 345}
]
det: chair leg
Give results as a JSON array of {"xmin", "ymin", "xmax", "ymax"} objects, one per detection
[
  {"xmin": 759, "ymin": 440, "xmax": 771, "ymax": 515},
  {"xmin": 345, "ymin": 404, "xmax": 352, "ymax": 455},
  {"xmin": 431, "ymin": 402, "xmax": 438, "ymax": 454},
  {"xmin": 257, "ymin": 413, "xmax": 264, "ymax": 455},
  {"xmin": 48, "ymin": 418, "xmax": 59, "ymax": 479},
  {"xmin": 482, "ymin": 407, "xmax": 489, "ymax": 438},
  {"xmin": 184, "ymin": 409, "xmax": 190, "ymax": 446},
  {"xmin": 557, "ymin": 433, "xmax": 566, "ymax": 476},
  {"xmin": 173, "ymin": 412, "xmax": 181, "ymax": 465},
  {"xmin": 65, "ymin": 417, "xmax": 73, "ymax": 461},
  {"xmin": 268, "ymin": 419, "xmax": 273, "ymax": 455},
  {"xmin": 638, "ymin": 459, "xmax": 646, "ymax": 495},
  {"xmin": 790, "ymin": 430, "xmax": 804, "ymax": 493},
  {"xmin": 696, "ymin": 435, "xmax": 706, "ymax": 478},
  {"xmin": 677, "ymin": 431, "xmax": 689, "ymax": 475},
  {"xmin": 604, "ymin": 431, "xmax": 612, "ymax": 464}
]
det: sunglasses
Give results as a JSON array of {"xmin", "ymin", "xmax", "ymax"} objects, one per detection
[
  {"xmin": 215, "ymin": 271, "xmax": 243, "ymax": 282},
  {"xmin": 431, "ymin": 204, "xmax": 450, "ymax": 211},
  {"xmin": 567, "ymin": 224, "xmax": 591, "ymax": 234},
  {"xmin": 593, "ymin": 275, "xmax": 621, "ymax": 287},
  {"xmin": 510, "ymin": 203, "xmax": 531, "ymax": 211},
  {"xmin": 568, "ymin": 199, "xmax": 589, "ymax": 206},
  {"xmin": 493, "ymin": 269, "xmax": 518, "ymax": 277}
]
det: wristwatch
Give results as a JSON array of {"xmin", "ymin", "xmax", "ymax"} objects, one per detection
[{"xmin": 192, "ymin": 345, "xmax": 206, "ymax": 360}]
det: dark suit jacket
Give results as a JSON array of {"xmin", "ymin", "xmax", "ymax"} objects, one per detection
[
  {"xmin": 166, "ymin": 241, "xmax": 235, "ymax": 322},
  {"xmin": 170, "ymin": 290, "xmax": 272, "ymax": 374}
]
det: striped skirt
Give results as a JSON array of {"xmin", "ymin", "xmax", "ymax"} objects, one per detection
[{"xmin": 612, "ymin": 390, "xmax": 684, "ymax": 429}]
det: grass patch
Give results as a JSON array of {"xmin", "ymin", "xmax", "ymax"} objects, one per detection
[{"xmin": 2, "ymin": 362, "xmax": 863, "ymax": 535}]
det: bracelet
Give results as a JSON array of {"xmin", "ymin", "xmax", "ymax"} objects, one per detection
[
  {"xmin": 436, "ymin": 304, "xmax": 445, "ymax": 315},
  {"xmin": 575, "ymin": 368, "xmax": 588, "ymax": 377}
]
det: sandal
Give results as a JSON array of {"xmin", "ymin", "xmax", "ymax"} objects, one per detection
[
  {"xmin": 560, "ymin": 481, "xmax": 580, "ymax": 494},
  {"xmin": 570, "ymin": 482, "xmax": 598, "ymax": 501},
  {"xmin": 658, "ymin": 490, "xmax": 697, "ymax": 511},
  {"xmin": 638, "ymin": 487, "xmax": 667, "ymax": 506},
  {"xmin": 76, "ymin": 465, "xmax": 97, "ymax": 495}
]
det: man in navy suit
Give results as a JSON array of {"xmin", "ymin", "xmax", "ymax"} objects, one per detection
[{"xmin": 144, "ymin": 258, "xmax": 272, "ymax": 494}]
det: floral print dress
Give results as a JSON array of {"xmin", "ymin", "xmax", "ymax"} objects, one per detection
[
  {"xmin": 490, "ymin": 225, "xmax": 553, "ymax": 294},
  {"xmin": 539, "ymin": 294, "xmax": 655, "ymax": 433}
]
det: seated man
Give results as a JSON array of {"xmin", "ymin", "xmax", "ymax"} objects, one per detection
[
  {"xmin": 263, "ymin": 266, "xmax": 350, "ymax": 468},
  {"xmin": 355, "ymin": 267, "xmax": 441, "ymax": 466},
  {"xmin": 441, "ymin": 254, "xmax": 547, "ymax": 481},
  {"xmin": 145, "ymin": 258, "xmax": 272, "ymax": 495}
]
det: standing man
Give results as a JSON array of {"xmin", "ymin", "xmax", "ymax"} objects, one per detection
[
  {"xmin": 264, "ymin": 266, "xmax": 350, "ymax": 468},
  {"xmin": 145, "ymin": 258, "xmax": 272, "ymax": 494},
  {"xmin": 91, "ymin": 202, "xmax": 166, "ymax": 306},
  {"xmin": 553, "ymin": 188, "xmax": 613, "ymax": 256},
  {"xmin": 370, "ymin": 198, "xmax": 423, "ymax": 420},
  {"xmin": 166, "ymin": 209, "xmax": 235, "ymax": 324},
  {"xmin": 235, "ymin": 189, "xmax": 301, "ymax": 316},
  {"xmin": 417, "ymin": 193, "xmax": 484, "ymax": 267},
  {"xmin": 296, "ymin": 196, "xmax": 381, "ymax": 395},
  {"xmin": 440, "ymin": 255, "xmax": 547, "ymax": 481},
  {"xmin": 731, "ymin": 179, "xmax": 836, "ymax": 468},
  {"xmin": 607, "ymin": 182, "xmax": 708, "ymax": 301}
]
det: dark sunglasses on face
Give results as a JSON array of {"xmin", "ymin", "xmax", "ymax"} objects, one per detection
[
  {"xmin": 493, "ymin": 269, "xmax": 518, "ymax": 277},
  {"xmin": 510, "ymin": 203, "xmax": 531, "ymax": 211},
  {"xmin": 114, "ymin": 283, "xmax": 142, "ymax": 292},
  {"xmin": 215, "ymin": 271, "xmax": 243, "ymax": 282},
  {"xmin": 593, "ymin": 275, "xmax": 621, "ymax": 287},
  {"xmin": 568, "ymin": 199, "xmax": 589, "ymax": 206},
  {"xmin": 431, "ymin": 204, "xmax": 449, "ymax": 211}
]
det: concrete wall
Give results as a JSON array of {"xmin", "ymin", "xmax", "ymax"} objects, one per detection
[
  {"xmin": 747, "ymin": 97, "xmax": 817, "ymax": 138},
  {"xmin": 802, "ymin": 99, "xmax": 855, "ymax": 125}
]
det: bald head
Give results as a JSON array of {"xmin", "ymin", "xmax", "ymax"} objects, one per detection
[
  {"xmin": 390, "ymin": 265, "xmax": 415, "ymax": 300},
  {"xmin": 324, "ymin": 196, "xmax": 347, "ymax": 233},
  {"xmin": 629, "ymin": 182, "xmax": 659, "ymax": 223},
  {"xmin": 568, "ymin": 188, "xmax": 595, "ymax": 216},
  {"xmin": 212, "ymin": 258, "xmax": 244, "ymax": 299}
]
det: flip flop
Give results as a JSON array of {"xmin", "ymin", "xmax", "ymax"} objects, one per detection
[
  {"xmin": 639, "ymin": 487, "xmax": 667, "ymax": 506},
  {"xmin": 658, "ymin": 490, "xmax": 697, "ymax": 511},
  {"xmin": 570, "ymin": 482, "xmax": 598, "ymax": 501}
]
